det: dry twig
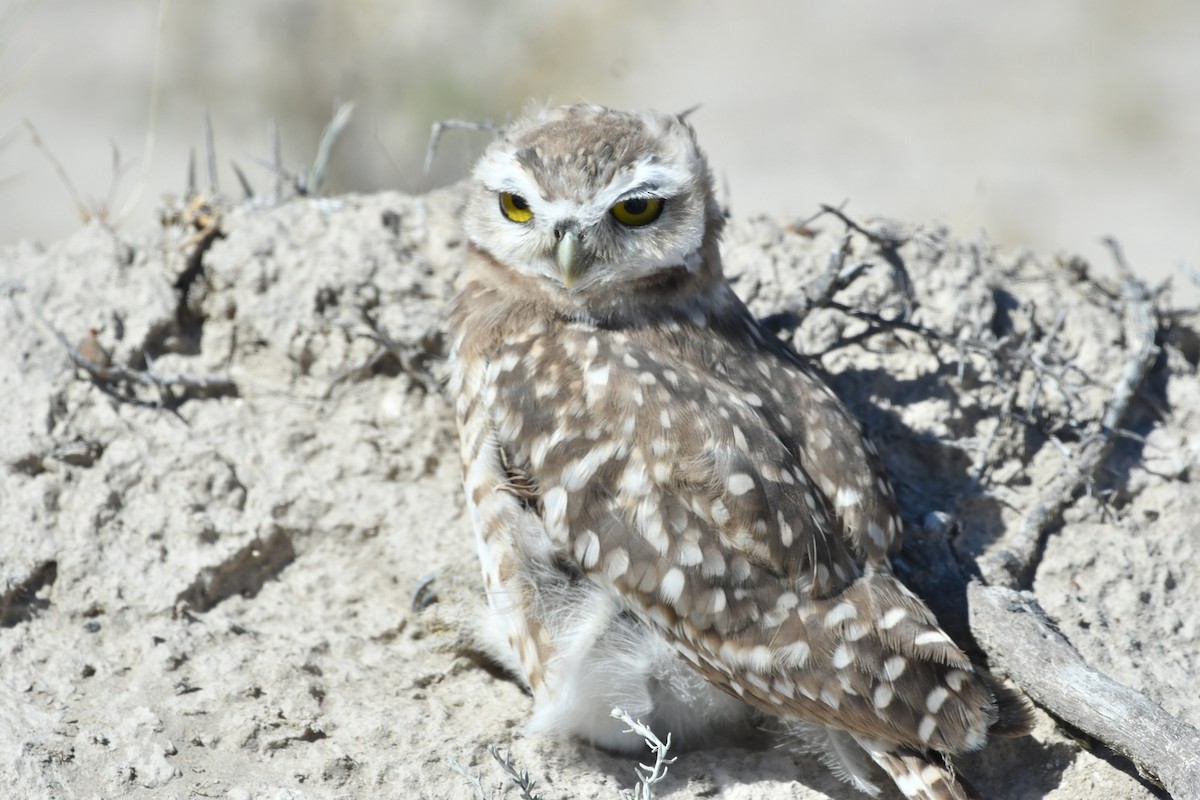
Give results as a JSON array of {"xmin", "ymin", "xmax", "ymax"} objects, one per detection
[
  {"xmin": 968, "ymin": 582, "xmax": 1200, "ymax": 799},
  {"xmin": 976, "ymin": 269, "xmax": 1159, "ymax": 588},
  {"xmin": 24, "ymin": 119, "xmax": 91, "ymax": 222},
  {"xmin": 307, "ymin": 100, "xmax": 355, "ymax": 196},
  {"xmin": 245, "ymin": 102, "xmax": 356, "ymax": 198},
  {"xmin": 36, "ymin": 311, "xmax": 235, "ymax": 404},
  {"xmin": 422, "ymin": 118, "xmax": 504, "ymax": 179},
  {"xmin": 760, "ymin": 206, "xmax": 906, "ymax": 336},
  {"xmin": 326, "ymin": 305, "xmax": 444, "ymax": 397}
]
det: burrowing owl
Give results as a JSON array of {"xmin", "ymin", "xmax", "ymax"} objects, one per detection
[{"xmin": 447, "ymin": 104, "xmax": 1028, "ymax": 799}]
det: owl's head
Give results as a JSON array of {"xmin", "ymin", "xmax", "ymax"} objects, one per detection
[{"xmin": 464, "ymin": 104, "xmax": 724, "ymax": 307}]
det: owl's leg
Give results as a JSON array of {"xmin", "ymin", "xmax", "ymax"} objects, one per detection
[
  {"xmin": 462, "ymin": 426, "xmax": 754, "ymax": 752},
  {"xmin": 519, "ymin": 569, "xmax": 756, "ymax": 753},
  {"xmin": 473, "ymin": 514, "xmax": 753, "ymax": 751},
  {"xmin": 465, "ymin": 515, "xmax": 665, "ymax": 752}
]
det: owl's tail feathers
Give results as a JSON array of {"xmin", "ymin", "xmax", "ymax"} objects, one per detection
[
  {"xmin": 980, "ymin": 670, "xmax": 1036, "ymax": 738},
  {"xmin": 784, "ymin": 722, "xmax": 985, "ymax": 799},
  {"xmin": 852, "ymin": 735, "xmax": 980, "ymax": 800}
]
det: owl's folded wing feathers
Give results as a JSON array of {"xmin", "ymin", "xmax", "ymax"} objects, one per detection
[{"xmin": 485, "ymin": 314, "xmax": 1005, "ymax": 754}]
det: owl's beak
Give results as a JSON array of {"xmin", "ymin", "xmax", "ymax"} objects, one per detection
[{"xmin": 556, "ymin": 229, "xmax": 584, "ymax": 289}]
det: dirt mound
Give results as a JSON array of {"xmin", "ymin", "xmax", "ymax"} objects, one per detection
[{"xmin": 2, "ymin": 188, "xmax": 1196, "ymax": 798}]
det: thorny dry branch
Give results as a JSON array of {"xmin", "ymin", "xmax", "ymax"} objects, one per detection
[
  {"xmin": 977, "ymin": 267, "xmax": 1160, "ymax": 589},
  {"xmin": 783, "ymin": 212, "xmax": 1156, "ymax": 570},
  {"xmin": 327, "ymin": 304, "xmax": 445, "ymax": 397},
  {"xmin": 447, "ymin": 746, "xmax": 546, "ymax": 800},
  {"xmin": 422, "ymin": 118, "xmax": 505, "ymax": 179},
  {"xmin": 33, "ymin": 306, "xmax": 236, "ymax": 406},
  {"xmin": 447, "ymin": 757, "xmax": 496, "ymax": 800},
  {"xmin": 243, "ymin": 101, "xmax": 356, "ymax": 199},
  {"xmin": 793, "ymin": 210, "xmax": 1182, "ymax": 795}
]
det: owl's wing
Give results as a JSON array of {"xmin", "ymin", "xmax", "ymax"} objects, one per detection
[
  {"xmin": 729, "ymin": 309, "xmax": 905, "ymax": 565},
  {"xmin": 486, "ymin": 315, "xmax": 1003, "ymax": 753}
]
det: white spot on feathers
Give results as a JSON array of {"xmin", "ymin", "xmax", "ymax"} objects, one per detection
[
  {"xmin": 831, "ymin": 644, "xmax": 853, "ymax": 669},
  {"xmin": 835, "ymin": 486, "xmax": 861, "ymax": 508},
  {"xmin": 914, "ymin": 630, "xmax": 953, "ymax": 647},
  {"xmin": 707, "ymin": 587, "xmax": 727, "ymax": 613},
  {"xmin": 883, "ymin": 655, "xmax": 907, "ymax": 681},
  {"xmin": 561, "ymin": 443, "xmax": 615, "ymax": 491},
  {"xmin": 604, "ymin": 547, "xmax": 629, "ymax": 580},
  {"xmin": 544, "ymin": 487, "xmax": 568, "ymax": 538},
  {"xmin": 918, "ymin": 715, "xmax": 938, "ymax": 743},
  {"xmin": 727, "ymin": 473, "xmax": 754, "ymax": 496},
  {"xmin": 824, "ymin": 602, "xmax": 858, "ymax": 628},
  {"xmin": 660, "ymin": 567, "xmax": 686, "ymax": 605},
  {"xmin": 575, "ymin": 529, "xmax": 601, "ymax": 569},
  {"xmin": 710, "ymin": 498, "xmax": 731, "ymax": 525},
  {"xmin": 676, "ymin": 539, "xmax": 703, "ymax": 566},
  {"xmin": 778, "ymin": 640, "xmax": 811, "ymax": 668}
]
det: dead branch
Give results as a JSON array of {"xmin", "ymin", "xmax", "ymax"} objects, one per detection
[
  {"xmin": 806, "ymin": 232, "xmax": 872, "ymax": 310},
  {"xmin": 326, "ymin": 305, "xmax": 445, "ymax": 397},
  {"xmin": 243, "ymin": 103, "xmax": 355, "ymax": 199},
  {"xmin": 231, "ymin": 161, "xmax": 254, "ymax": 199},
  {"xmin": 977, "ymin": 273, "xmax": 1159, "ymax": 588},
  {"xmin": 203, "ymin": 110, "xmax": 219, "ymax": 193},
  {"xmin": 36, "ymin": 310, "xmax": 236, "ymax": 402},
  {"xmin": 968, "ymin": 582, "xmax": 1200, "ymax": 799},
  {"xmin": 269, "ymin": 117, "xmax": 283, "ymax": 198},
  {"xmin": 422, "ymin": 118, "xmax": 504, "ymax": 179},
  {"xmin": 760, "ymin": 206, "xmax": 913, "ymax": 336},
  {"xmin": 818, "ymin": 203, "xmax": 908, "ymax": 250},
  {"xmin": 307, "ymin": 101, "xmax": 355, "ymax": 196}
]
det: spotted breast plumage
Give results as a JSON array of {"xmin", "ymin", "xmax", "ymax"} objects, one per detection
[{"xmin": 447, "ymin": 104, "xmax": 1029, "ymax": 799}]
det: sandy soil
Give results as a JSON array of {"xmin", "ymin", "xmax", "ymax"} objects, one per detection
[{"xmin": 2, "ymin": 184, "xmax": 1197, "ymax": 799}]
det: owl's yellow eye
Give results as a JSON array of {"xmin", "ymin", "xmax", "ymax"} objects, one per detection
[
  {"xmin": 499, "ymin": 192, "xmax": 533, "ymax": 223},
  {"xmin": 610, "ymin": 196, "xmax": 664, "ymax": 227}
]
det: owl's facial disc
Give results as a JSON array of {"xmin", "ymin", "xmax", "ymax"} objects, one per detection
[{"xmin": 468, "ymin": 105, "xmax": 719, "ymax": 297}]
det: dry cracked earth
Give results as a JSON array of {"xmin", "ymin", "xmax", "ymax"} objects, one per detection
[{"xmin": 2, "ymin": 185, "xmax": 1198, "ymax": 799}]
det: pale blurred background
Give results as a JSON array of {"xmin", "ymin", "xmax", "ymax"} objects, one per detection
[{"xmin": 2, "ymin": 0, "xmax": 1197, "ymax": 303}]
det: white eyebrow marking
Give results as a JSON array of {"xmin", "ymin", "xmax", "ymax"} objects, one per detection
[{"xmin": 598, "ymin": 157, "xmax": 691, "ymax": 209}]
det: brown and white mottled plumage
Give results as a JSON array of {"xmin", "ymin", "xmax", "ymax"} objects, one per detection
[{"xmin": 448, "ymin": 104, "xmax": 1028, "ymax": 799}]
